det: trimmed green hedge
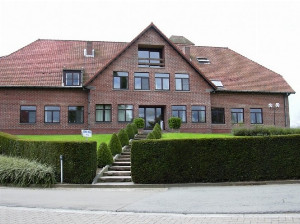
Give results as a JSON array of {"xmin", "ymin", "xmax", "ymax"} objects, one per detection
[
  {"xmin": 131, "ymin": 135, "xmax": 300, "ymax": 184},
  {"xmin": 0, "ymin": 132, "xmax": 97, "ymax": 184},
  {"xmin": 233, "ymin": 126, "xmax": 300, "ymax": 136},
  {"xmin": 0, "ymin": 155, "xmax": 56, "ymax": 187}
]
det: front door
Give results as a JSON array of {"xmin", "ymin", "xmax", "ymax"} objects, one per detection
[{"xmin": 139, "ymin": 107, "xmax": 163, "ymax": 129}]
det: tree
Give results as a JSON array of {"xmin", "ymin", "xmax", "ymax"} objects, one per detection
[
  {"xmin": 118, "ymin": 128, "xmax": 129, "ymax": 146},
  {"xmin": 126, "ymin": 123, "xmax": 135, "ymax": 139},
  {"xmin": 108, "ymin": 133, "xmax": 122, "ymax": 156}
]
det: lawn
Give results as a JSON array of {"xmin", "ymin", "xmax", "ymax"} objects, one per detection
[
  {"xmin": 162, "ymin": 133, "xmax": 233, "ymax": 139},
  {"xmin": 17, "ymin": 133, "xmax": 233, "ymax": 147},
  {"xmin": 17, "ymin": 134, "xmax": 112, "ymax": 148}
]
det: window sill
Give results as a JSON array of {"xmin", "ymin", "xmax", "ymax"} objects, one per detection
[
  {"xmin": 134, "ymin": 89, "xmax": 151, "ymax": 91},
  {"xmin": 95, "ymin": 121, "xmax": 112, "ymax": 123},
  {"xmin": 113, "ymin": 89, "xmax": 129, "ymax": 91}
]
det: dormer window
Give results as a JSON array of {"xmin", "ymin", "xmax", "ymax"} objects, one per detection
[
  {"xmin": 63, "ymin": 70, "xmax": 82, "ymax": 86},
  {"xmin": 197, "ymin": 57, "xmax": 210, "ymax": 64},
  {"xmin": 138, "ymin": 46, "xmax": 164, "ymax": 68}
]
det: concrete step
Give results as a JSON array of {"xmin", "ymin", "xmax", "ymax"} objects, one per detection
[
  {"xmin": 109, "ymin": 166, "xmax": 131, "ymax": 171},
  {"xmin": 113, "ymin": 161, "xmax": 131, "ymax": 166},
  {"xmin": 121, "ymin": 152, "xmax": 131, "ymax": 156},
  {"xmin": 115, "ymin": 158, "xmax": 131, "ymax": 162},
  {"xmin": 99, "ymin": 176, "xmax": 132, "ymax": 182},
  {"xmin": 103, "ymin": 171, "xmax": 131, "ymax": 176}
]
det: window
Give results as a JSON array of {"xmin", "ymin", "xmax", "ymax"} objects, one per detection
[
  {"xmin": 192, "ymin": 106, "xmax": 206, "ymax": 123},
  {"xmin": 68, "ymin": 106, "xmax": 84, "ymax": 124},
  {"xmin": 134, "ymin": 73, "xmax": 149, "ymax": 90},
  {"xmin": 172, "ymin": 106, "xmax": 187, "ymax": 122},
  {"xmin": 211, "ymin": 108, "xmax": 225, "ymax": 124},
  {"xmin": 231, "ymin": 108, "xmax": 244, "ymax": 124},
  {"xmin": 175, "ymin": 74, "xmax": 190, "ymax": 91},
  {"xmin": 138, "ymin": 47, "xmax": 164, "ymax": 67},
  {"xmin": 155, "ymin": 73, "xmax": 169, "ymax": 90},
  {"xmin": 96, "ymin": 104, "xmax": 111, "ymax": 122},
  {"xmin": 250, "ymin": 108, "xmax": 263, "ymax": 124},
  {"xmin": 196, "ymin": 57, "xmax": 210, "ymax": 64},
  {"xmin": 20, "ymin": 106, "xmax": 36, "ymax": 123},
  {"xmin": 113, "ymin": 72, "xmax": 128, "ymax": 89},
  {"xmin": 118, "ymin": 105, "xmax": 133, "ymax": 122},
  {"xmin": 63, "ymin": 70, "xmax": 81, "ymax": 86},
  {"xmin": 45, "ymin": 106, "xmax": 60, "ymax": 123}
]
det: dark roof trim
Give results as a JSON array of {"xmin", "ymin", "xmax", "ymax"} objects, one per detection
[
  {"xmin": 85, "ymin": 23, "xmax": 216, "ymax": 90},
  {"xmin": 213, "ymin": 89, "xmax": 295, "ymax": 95}
]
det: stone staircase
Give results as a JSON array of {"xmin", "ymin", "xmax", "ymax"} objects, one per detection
[{"xmin": 96, "ymin": 133, "xmax": 148, "ymax": 183}]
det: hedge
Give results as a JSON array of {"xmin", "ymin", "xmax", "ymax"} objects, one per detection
[
  {"xmin": 0, "ymin": 132, "xmax": 97, "ymax": 184},
  {"xmin": 0, "ymin": 155, "xmax": 56, "ymax": 187},
  {"xmin": 131, "ymin": 135, "xmax": 300, "ymax": 184},
  {"xmin": 233, "ymin": 126, "xmax": 300, "ymax": 136}
]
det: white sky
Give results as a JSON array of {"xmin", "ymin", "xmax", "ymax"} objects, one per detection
[{"xmin": 0, "ymin": 0, "xmax": 299, "ymax": 127}]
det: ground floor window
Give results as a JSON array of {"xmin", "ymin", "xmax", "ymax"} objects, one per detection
[
  {"xmin": 172, "ymin": 105, "xmax": 187, "ymax": 122},
  {"xmin": 118, "ymin": 104, "xmax": 133, "ymax": 122},
  {"xmin": 68, "ymin": 106, "xmax": 84, "ymax": 123},
  {"xmin": 250, "ymin": 108, "xmax": 263, "ymax": 124},
  {"xmin": 45, "ymin": 106, "xmax": 60, "ymax": 123},
  {"xmin": 96, "ymin": 104, "xmax": 111, "ymax": 122},
  {"xmin": 231, "ymin": 108, "xmax": 244, "ymax": 124},
  {"xmin": 20, "ymin": 106, "xmax": 36, "ymax": 123},
  {"xmin": 211, "ymin": 107, "xmax": 225, "ymax": 124},
  {"xmin": 192, "ymin": 106, "xmax": 206, "ymax": 123}
]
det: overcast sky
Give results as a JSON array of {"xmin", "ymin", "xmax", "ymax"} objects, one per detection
[{"xmin": 1, "ymin": 0, "xmax": 299, "ymax": 127}]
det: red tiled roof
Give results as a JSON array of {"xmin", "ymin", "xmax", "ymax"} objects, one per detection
[
  {"xmin": 0, "ymin": 25, "xmax": 295, "ymax": 94},
  {"xmin": 189, "ymin": 46, "xmax": 295, "ymax": 93},
  {"xmin": 0, "ymin": 39, "xmax": 127, "ymax": 87}
]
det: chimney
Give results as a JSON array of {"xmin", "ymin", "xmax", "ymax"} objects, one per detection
[
  {"xmin": 84, "ymin": 41, "xmax": 94, "ymax": 57},
  {"xmin": 184, "ymin": 46, "xmax": 190, "ymax": 58}
]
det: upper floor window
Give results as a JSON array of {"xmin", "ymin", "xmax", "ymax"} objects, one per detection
[
  {"xmin": 113, "ymin": 71, "xmax": 128, "ymax": 90},
  {"xmin": 231, "ymin": 108, "xmax": 244, "ymax": 124},
  {"xmin": 250, "ymin": 108, "xmax": 263, "ymax": 124},
  {"xmin": 175, "ymin": 74, "xmax": 190, "ymax": 91},
  {"xmin": 138, "ymin": 46, "xmax": 164, "ymax": 68},
  {"xmin": 134, "ymin": 72, "xmax": 149, "ymax": 90},
  {"xmin": 211, "ymin": 107, "xmax": 225, "ymax": 124},
  {"xmin": 63, "ymin": 70, "xmax": 82, "ymax": 86},
  {"xmin": 45, "ymin": 106, "xmax": 60, "ymax": 123},
  {"xmin": 20, "ymin": 106, "xmax": 36, "ymax": 123},
  {"xmin": 192, "ymin": 106, "xmax": 206, "ymax": 123},
  {"xmin": 155, "ymin": 73, "xmax": 169, "ymax": 90},
  {"xmin": 68, "ymin": 106, "xmax": 84, "ymax": 124}
]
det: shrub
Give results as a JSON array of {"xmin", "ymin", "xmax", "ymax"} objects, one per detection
[
  {"xmin": 0, "ymin": 132, "xmax": 97, "ymax": 184},
  {"xmin": 108, "ymin": 133, "xmax": 122, "ymax": 156},
  {"xmin": 133, "ymin": 118, "xmax": 145, "ymax": 129},
  {"xmin": 131, "ymin": 135, "xmax": 300, "ymax": 184},
  {"xmin": 118, "ymin": 129, "xmax": 129, "ymax": 146},
  {"xmin": 153, "ymin": 123, "xmax": 162, "ymax": 139},
  {"xmin": 0, "ymin": 155, "xmax": 56, "ymax": 187},
  {"xmin": 126, "ymin": 123, "xmax": 135, "ymax": 139},
  {"xmin": 146, "ymin": 132, "xmax": 156, "ymax": 139},
  {"xmin": 168, "ymin": 117, "xmax": 182, "ymax": 130},
  {"xmin": 132, "ymin": 123, "xmax": 138, "ymax": 135},
  {"xmin": 97, "ymin": 142, "xmax": 113, "ymax": 168}
]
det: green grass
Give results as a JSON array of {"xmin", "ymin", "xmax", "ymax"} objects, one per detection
[
  {"xmin": 162, "ymin": 133, "xmax": 234, "ymax": 139},
  {"xmin": 17, "ymin": 134, "xmax": 112, "ymax": 148}
]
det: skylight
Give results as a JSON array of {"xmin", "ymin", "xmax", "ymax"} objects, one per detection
[
  {"xmin": 196, "ymin": 57, "xmax": 210, "ymax": 64},
  {"xmin": 211, "ymin": 80, "xmax": 223, "ymax": 88}
]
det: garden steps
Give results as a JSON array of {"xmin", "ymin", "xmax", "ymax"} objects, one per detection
[{"xmin": 95, "ymin": 133, "xmax": 148, "ymax": 184}]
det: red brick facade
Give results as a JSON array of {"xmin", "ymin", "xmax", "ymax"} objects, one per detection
[{"xmin": 0, "ymin": 24, "xmax": 293, "ymax": 135}]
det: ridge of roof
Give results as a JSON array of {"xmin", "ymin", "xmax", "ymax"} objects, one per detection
[
  {"xmin": 85, "ymin": 23, "xmax": 216, "ymax": 89},
  {"xmin": 36, "ymin": 38, "xmax": 129, "ymax": 44}
]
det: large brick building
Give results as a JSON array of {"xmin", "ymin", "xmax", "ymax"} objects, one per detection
[{"xmin": 0, "ymin": 24, "xmax": 295, "ymax": 134}]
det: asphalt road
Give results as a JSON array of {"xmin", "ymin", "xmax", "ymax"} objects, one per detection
[{"xmin": 1, "ymin": 183, "xmax": 300, "ymax": 214}]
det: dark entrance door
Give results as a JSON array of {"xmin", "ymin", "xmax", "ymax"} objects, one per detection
[{"xmin": 139, "ymin": 107, "xmax": 163, "ymax": 129}]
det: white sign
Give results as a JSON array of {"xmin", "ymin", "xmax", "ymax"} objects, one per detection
[{"xmin": 81, "ymin": 130, "xmax": 92, "ymax": 138}]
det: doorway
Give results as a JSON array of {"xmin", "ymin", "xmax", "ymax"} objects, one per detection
[{"xmin": 139, "ymin": 106, "xmax": 164, "ymax": 129}]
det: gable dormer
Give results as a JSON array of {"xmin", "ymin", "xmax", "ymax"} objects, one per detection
[{"xmin": 63, "ymin": 70, "xmax": 82, "ymax": 87}]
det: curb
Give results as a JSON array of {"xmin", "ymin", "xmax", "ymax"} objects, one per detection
[{"xmin": 54, "ymin": 179, "xmax": 300, "ymax": 189}]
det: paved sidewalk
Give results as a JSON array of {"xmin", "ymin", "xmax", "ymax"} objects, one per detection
[{"xmin": 1, "ymin": 206, "xmax": 300, "ymax": 224}]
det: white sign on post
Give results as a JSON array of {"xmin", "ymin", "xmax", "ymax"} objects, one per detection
[{"xmin": 81, "ymin": 130, "xmax": 92, "ymax": 138}]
